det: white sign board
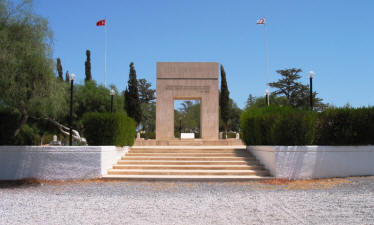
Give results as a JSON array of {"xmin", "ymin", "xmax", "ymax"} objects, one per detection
[{"xmin": 181, "ymin": 133, "xmax": 195, "ymax": 139}]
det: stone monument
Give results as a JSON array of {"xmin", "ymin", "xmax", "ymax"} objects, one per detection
[{"xmin": 156, "ymin": 62, "xmax": 219, "ymax": 140}]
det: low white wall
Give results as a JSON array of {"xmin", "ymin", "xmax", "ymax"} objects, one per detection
[
  {"xmin": 248, "ymin": 146, "xmax": 374, "ymax": 180},
  {"xmin": 101, "ymin": 146, "xmax": 128, "ymax": 175},
  {"xmin": 0, "ymin": 146, "xmax": 127, "ymax": 180}
]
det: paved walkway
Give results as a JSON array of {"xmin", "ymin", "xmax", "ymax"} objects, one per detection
[{"xmin": 1, "ymin": 177, "xmax": 374, "ymax": 225}]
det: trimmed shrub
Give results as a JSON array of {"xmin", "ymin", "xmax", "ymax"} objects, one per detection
[
  {"xmin": 82, "ymin": 112, "xmax": 136, "ymax": 146},
  {"xmin": 272, "ymin": 108, "xmax": 317, "ymax": 145},
  {"xmin": 241, "ymin": 106, "xmax": 374, "ymax": 146},
  {"xmin": 240, "ymin": 106, "xmax": 317, "ymax": 145},
  {"xmin": 315, "ymin": 107, "xmax": 374, "ymax": 145}
]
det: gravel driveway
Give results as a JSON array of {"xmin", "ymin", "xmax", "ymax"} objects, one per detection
[{"xmin": 1, "ymin": 177, "xmax": 374, "ymax": 225}]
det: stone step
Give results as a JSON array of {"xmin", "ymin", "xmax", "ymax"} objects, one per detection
[
  {"xmin": 131, "ymin": 146, "xmax": 246, "ymax": 149},
  {"xmin": 117, "ymin": 160, "xmax": 256, "ymax": 165},
  {"xmin": 112, "ymin": 165, "xmax": 263, "ymax": 170},
  {"xmin": 125, "ymin": 153, "xmax": 251, "ymax": 157},
  {"xmin": 107, "ymin": 169, "xmax": 270, "ymax": 176},
  {"xmin": 129, "ymin": 149, "xmax": 246, "ymax": 153},
  {"xmin": 134, "ymin": 140, "xmax": 244, "ymax": 146},
  {"xmin": 121, "ymin": 156, "xmax": 253, "ymax": 161},
  {"xmin": 106, "ymin": 145, "xmax": 270, "ymax": 181},
  {"xmin": 102, "ymin": 174, "xmax": 272, "ymax": 181}
]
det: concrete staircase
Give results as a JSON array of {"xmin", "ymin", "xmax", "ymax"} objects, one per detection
[{"xmin": 103, "ymin": 146, "xmax": 271, "ymax": 180}]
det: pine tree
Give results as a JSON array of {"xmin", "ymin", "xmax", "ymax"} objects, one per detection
[
  {"xmin": 219, "ymin": 65, "xmax": 230, "ymax": 137},
  {"xmin": 245, "ymin": 94, "xmax": 256, "ymax": 109},
  {"xmin": 56, "ymin": 58, "xmax": 63, "ymax": 80},
  {"xmin": 269, "ymin": 68, "xmax": 326, "ymax": 110},
  {"xmin": 85, "ymin": 50, "xmax": 92, "ymax": 82},
  {"xmin": 269, "ymin": 68, "xmax": 302, "ymax": 102},
  {"xmin": 124, "ymin": 62, "xmax": 142, "ymax": 125}
]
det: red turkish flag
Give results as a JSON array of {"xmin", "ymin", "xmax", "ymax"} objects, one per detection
[{"xmin": 96, "ymin": 19, "xmax": 106, "ymax": 26}]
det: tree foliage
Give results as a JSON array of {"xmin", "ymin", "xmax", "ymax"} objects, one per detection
[
  {"xmin": 85, "ymin": 49, "xmax": 92, "ymax": 82},
  {"xmin": 56, "ymin": 57, "xmax": 63, "ymax": 80},
  {"xmin": 245, "ymin": 94, "xmax": 256, "ymax": 109},
  {"xmin": 65, "ymin": 70, "xmax": 69, "ymax": 82},
  {"xmin": 141, "ymin": 102, "xmax": 156, "ymax": 132},
  {"xmin": 124, "ymin": 62, "xmax": 142, "ymax": 125},
  {"xmin": 226, "ymin": 99, "xmax": 242, "ymax": 132},
  {"xmin": 73, "ymin": 81, "xmax": 124, "ymax": 128},
  {"xmin": 137, "ymin": 78, "xmax": 156, "ymax": 132},
  {"xmin": 269, "ymin": 68, "xmax": 327, "ymax": 111},
  {"xmin": 245, "ymin": 94, "xmax": 289, "ymax": 109},
  {"xmin": 269, "ymin": 68, "xmax": 302, "ymax": 101},
  {"xmin": 219, "ymin": 65, "xmax": 230, "ymax": 133},
  {"xmin": 219, "ymin": 98, "xmax": 242, "ymax": 132},
  {"xmin": 138, "ymin": 78, "xmax": 155, "ymax": 103},
  {"xmin": 0, "ymin": 0, "xmax": 68, "ymax": 137},
  {"xmin": 174, "ymin": 100, "xmax": 201, "ymax": 136}
]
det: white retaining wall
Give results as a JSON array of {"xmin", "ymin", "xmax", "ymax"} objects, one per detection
[
  {"xmin": 0, "ymin": 146, "xmax": 128, "ymax": 180},
  {"xmin": 248, "ymin": 146, "xmax": 374, "ymax": 180}
]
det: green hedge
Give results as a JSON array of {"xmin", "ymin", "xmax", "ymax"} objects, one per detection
[
  {"xmin": 315, "ymin": 107, "xmax": 374, "ymax": 145},
  {"xmin": 82, "ymin": 112, "xmax": 136, "ymax": 146},
  {"xmin": 240, "ymin": 106, "xmax": 317, "ymax": 145},
  {"xmin": 240, "ymin": 106, "xmax": 374, "ymax": 146}
]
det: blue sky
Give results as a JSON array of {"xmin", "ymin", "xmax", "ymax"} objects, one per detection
[{"xmin": 34, "ymin": 0, "xmax": 374, "ymax": 109}]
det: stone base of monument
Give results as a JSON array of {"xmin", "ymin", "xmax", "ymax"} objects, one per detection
[
  {"xmin": 134, "ymin": 139, "xmax": 244, "ymax": 146},
  {"xmin": 103, "ymin": 145, "xmax": 272, "ymax": 180}
]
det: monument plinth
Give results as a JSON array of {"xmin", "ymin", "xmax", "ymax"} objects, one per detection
[{"xmin": 156, "ymin": 62, "xmax": 219, "ymax": 140}]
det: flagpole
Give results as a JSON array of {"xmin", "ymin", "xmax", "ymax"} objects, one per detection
[
  {"xmin": 263, "ymin": 19, "xmax": 270, "ymax": 106},
  {"xmin": 104, "ymin": 18, "xmax": 107, "ymax": 88}
]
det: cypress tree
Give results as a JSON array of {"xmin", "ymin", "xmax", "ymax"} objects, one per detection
[
  {"xmin": 219, "ymin": 65, "xmax": 230, "ymax": 137},
  {"xmin": 85, "ymin": 50, "xmax": 92, "ymax": 82},
  {"xmin": 124, "ymin": 88, "xmax": 129, "ymax": 113},
  {"xmin": 56, "ymin": 58, "xmax": 63, "ymax": 80},
  {"xmin": 124, "ymin": 62, "xmax": 142, "ymax": 125}
]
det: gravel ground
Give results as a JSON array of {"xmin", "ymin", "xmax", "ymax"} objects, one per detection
[{"xmin": 1, "ymin": 177, "xmax": 374, "ymax": 225}]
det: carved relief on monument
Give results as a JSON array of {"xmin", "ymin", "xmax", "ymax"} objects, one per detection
[{"xmin": 165, "ymin": 85, "xmax": 210, "ymax": 93}]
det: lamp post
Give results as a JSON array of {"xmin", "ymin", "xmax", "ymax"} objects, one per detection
[
  {"xmin": 265, "ymin": 89, "xmax": 270, "ymax": 106},
  {"xmin": 309, "ymin": 71, "xmax": 315, "ymax": 111},
  {"xmin": 69, "ymin": 73, "xmax": 75, "ymax": 146},
  {"xmin": 110, "ymin": 89, "xmax": 115, "ymax": 113}
]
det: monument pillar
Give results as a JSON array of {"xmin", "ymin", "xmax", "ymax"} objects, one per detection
[{"xmin": 156, "ymin": 62, "xmax": 219, "ymax": 140}]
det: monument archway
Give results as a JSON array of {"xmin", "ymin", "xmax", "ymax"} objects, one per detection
[{"xmin": 156, "ymin": 62, "xmax": 219, "ymax": 140}]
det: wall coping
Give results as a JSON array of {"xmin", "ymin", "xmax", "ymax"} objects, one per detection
[
  {"xmin": 0, "ymin": 146, "xmax": 123, "ymax": 153},
  {"xmin": 249, "ymin": 145, "xmax": 374, "ymax": 152}
]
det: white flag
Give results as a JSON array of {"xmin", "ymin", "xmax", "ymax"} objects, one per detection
[{"xmin": 257, "ymin": 18, "xmax": 265, "ymax": 24}]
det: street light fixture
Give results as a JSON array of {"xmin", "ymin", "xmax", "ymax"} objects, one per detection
[
  {"xmin": 110, "ymin": 89, "xmax": 115, "ymax": 113},
  {"xmin": 69, "ymin": 73, "xmax": 75, "ymax": 146},
  {"xmin": 265, "ymin": 89, "xmax": 270, "ymax": 106},
  {"xmin": 308, "ymin": 71, "xmax": 315, "ymax": 111}
]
